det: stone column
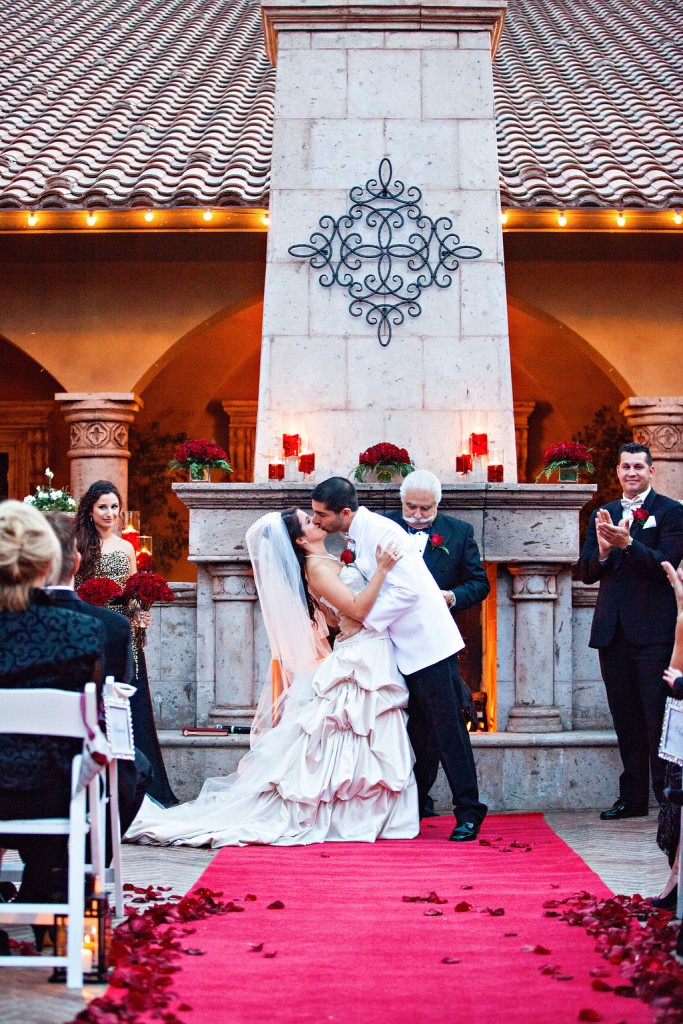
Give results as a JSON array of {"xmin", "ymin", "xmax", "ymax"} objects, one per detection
[
  {"xmin": 256, "ymin": 0, "xmax": 516, "ymax": 483},
  {"xmin": 54, "ymin": 392, "xmax": 142, "ymax": 508},
  {"xmin": 513, "ymin": 401, "xmax": 536, "ymax": 482},
  {"xmin": 621, "ymin": 397, "xmax": 683, "ymax": 500},
  {"xmin": 222, "ymin": 400, "xmax": 258, "ymax": 482},
  {"xmin": 507, "ymin": 563, "xmax": 563, "ymax": 732}
]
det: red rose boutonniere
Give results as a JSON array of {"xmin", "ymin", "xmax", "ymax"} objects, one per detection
[
  {"xmin": 631, "ymin": 507, "xmax": 649, "ymax": 528},
  {"xmin": 429, "ymin": 533, "xmax": 449, "ymax": 554},
  {"xmin": 340, "ymin": 548, "xmax": 356, "ymax": 565}
]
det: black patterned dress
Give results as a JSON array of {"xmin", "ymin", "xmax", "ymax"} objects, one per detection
[{"xmin": 78, "ymin": 551, "xmax": 178, "ymax": 808}]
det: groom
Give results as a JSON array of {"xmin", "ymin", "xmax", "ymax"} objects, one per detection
[{"xmin": 311, "ymin": 477, "xmax": 487, "ymax": 841}]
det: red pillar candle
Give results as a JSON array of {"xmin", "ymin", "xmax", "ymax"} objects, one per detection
[
  {"xmin": 456, "ymin": 453, "xmax": 473, "ymax": 474},
  {"xmin": 298, "ymin": 453, "xmax": 315, "ymax": 474},
  {"xmin": 268, "ymin": 463, "xmax": 285, "ymax": 480},
  {"xmin": 282, "ymin": 433, "xmax": 301, "ymax": 457},
  {"xmin": 487, "ymin": 464, "xmax": 504, "ymax": 483},
  {"xmin": 469, "ymin": 433, "xmax": 489, "ymax": 456},
  {"xmin": 121, "ymin": 527, "xmax": 140, "ymax": 551}
]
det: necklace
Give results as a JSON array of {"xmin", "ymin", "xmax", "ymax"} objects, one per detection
[{"xmin": 305, "ymin": 554, "xmax": 339, "ymax": 562}]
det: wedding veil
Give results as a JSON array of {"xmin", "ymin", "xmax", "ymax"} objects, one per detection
[{"xmin": 246, "ymin": 511, "xmax": 330, "ymax": 743}]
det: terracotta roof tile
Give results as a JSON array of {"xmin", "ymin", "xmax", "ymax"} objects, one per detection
[
  {"xmin": 495, "ymin": 0, "xmax": 683, "ymax": 208},
  {"xmin": 0, "ymin": 0, "xmax": 680, "ymax": 210}
]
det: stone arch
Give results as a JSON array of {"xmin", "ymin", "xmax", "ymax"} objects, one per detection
[{"xmin": 507, "ymin": 296, "xmax": 630, "ymax": 480}]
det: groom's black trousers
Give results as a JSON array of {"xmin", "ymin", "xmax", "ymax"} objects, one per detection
[{"xmin": 404, "ymin": 653, "xmax": 487, "ymax": 826}]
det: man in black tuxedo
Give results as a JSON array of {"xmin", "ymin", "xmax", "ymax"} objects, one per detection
[
  {"xmin": 386, "ymin": 469, "xmax": 490, "ymax": 815},
  {"xmin": 43, "ymin": 513, "xmax": 150, "ymax": 838},
  {"xmin": 577, "ymin": 443, "xmax": 683, "ymax": 820}
]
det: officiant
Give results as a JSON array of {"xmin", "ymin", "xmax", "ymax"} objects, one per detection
[{"xmin": 386, "ymin": 469, "xmax": 490, "ymax": 815}]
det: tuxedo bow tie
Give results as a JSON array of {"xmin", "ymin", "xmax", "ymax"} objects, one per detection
[{"xmin": 621, "ymin": 497, "xmax": 645, "ymax": 512}]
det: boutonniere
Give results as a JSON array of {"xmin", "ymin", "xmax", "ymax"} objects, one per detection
[
  {"xmin": 429, "ymin": 533, "xmax": 449, "ymax": 554},
  {"xmin": 340, "ymin": 548, "xmax": 356, "ymax": 565},
  {"xmin": 631, "ymin": 507, "xmax": 649, "ymax": 528}
]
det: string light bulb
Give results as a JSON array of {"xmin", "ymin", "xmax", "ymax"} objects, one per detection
[
  {"xmin": 616, "ymin": 211, "xmax": 626, "ymax": 227},
  {"xmin": 260, "ymin": 213, "xmax": 270, "ymax": 226},
  {"xmin": 144, "ymin": 210, "xmax": 154, "ymax": 223},
  {"xmin": 86, "ymin": 212, "xmax": 97, "ymax": 227},
  {"xmin": 674, "ymin": 211, "xmax": 682, "ymax": 226},
  {"xmin": 27, "ymin": 212, "xmax": 38, "ymax": 227},
  {"xmin": 202, "ymin": 209, "xmax": 213, "ymax": 222},
  {"xmin": 558, "ymin": 211, "xmax": 567, "ymax": 227},
  {"xmin": 500, "ymin": 211, "xmax": 508, "ymax": 225}
]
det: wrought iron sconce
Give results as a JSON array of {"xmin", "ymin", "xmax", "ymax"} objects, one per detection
[{"xmin": 289, "ymin": 159, "xmax": 482, "ymax": 346}]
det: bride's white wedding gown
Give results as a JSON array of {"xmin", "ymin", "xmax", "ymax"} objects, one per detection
[{"xmin": 125, "ymin": 564, "xmax": 419, "ymax": 846}]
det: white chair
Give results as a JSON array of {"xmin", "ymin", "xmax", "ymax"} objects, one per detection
[{"xmin": 0, "ymin": 683, "xmax": 106, "ymax": 988}]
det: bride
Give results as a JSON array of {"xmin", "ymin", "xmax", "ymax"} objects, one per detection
[{"xmin": 125, "ymin": 507, "xmax": 419, "ymax": 846}]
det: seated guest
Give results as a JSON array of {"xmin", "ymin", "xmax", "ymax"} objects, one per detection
[
  {"xmin": 44, "ymin": 512, "xmax": 151, "ymax": 842},
  {"xmin": 0, "ymin": 501, "xmax": 103, "ymax": 903}
]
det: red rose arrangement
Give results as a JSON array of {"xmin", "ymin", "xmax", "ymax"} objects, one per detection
[
  {"xmin": 536, "ymin": 441, "xmax": 594, "ymax": 481},
  {"xmin": 136, "ymin": 550, "xmax": 153, "ymax": 571},
  {"xmin": 168, "ymin": 438, "xmax": 232, "ymax": 475},
  {"xmin": 632, "ymin": 507, "xmax": 649, "ymax": 527},
  {"xmin": 429, "ymin": 533, "xmax": 449, "ymax": 554},
  {"xmin": 123, "ymin": 571, "xmax": 175, "ymax": 610},
  {"xmin": 340, "ymin": 548, "xmax": 356, "ymax": 565},
  {"xmin": 354, "ymin": 442, "xmax": 414, "ymax": 483},
  {"xmin": 77, "ymin": 577, "xmax": 124, "ymax": 607}
]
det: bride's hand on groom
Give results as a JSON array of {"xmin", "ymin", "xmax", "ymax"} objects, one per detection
[{"xmin": 337, "ymin": 613, "xmax": 363, "ymax": 641}]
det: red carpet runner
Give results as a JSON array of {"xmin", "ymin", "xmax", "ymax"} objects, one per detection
[{"xmin": 142, "ymin": 814, "xmax": 655, "ymax": 1024}]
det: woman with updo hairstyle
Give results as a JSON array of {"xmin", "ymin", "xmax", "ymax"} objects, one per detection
[
  {"xmin": 0, "ymin": 500, "xmax": 103, "ymax": 905},
  {"xmin": 75, "ymin": 480, "xmax": 178, "ymax": 808}
]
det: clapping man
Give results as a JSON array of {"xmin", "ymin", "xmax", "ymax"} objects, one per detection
[
  {"xmin": 576, "ymin": 444, "xmax": 683, "ymax": 820},
  {"xmin": 386, "ymin": 469, "xmax": 490, "ymax": 813}
]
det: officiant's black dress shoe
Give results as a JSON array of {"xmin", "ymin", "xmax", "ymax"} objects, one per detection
[
  {"xmin": 599, "ymin": 799, "xmax": 649, "ymax": 821},
  {"xmin": 449, "ymin": 821, "xmax": 480, "ymax": 842}
]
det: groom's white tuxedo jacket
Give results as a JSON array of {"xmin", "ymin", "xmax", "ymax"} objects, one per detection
[{"xmin": 347, "ymin": 506, "xmax": 464, "ymax": 675}]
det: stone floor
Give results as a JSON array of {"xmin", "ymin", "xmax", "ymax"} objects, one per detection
[{"xmin": 1, "ymin": 809, "xmax": 674, "ymax": 1024}]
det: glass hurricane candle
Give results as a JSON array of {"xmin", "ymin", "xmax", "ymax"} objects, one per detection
[
  {"xmin": 268, "ymin": 462, "xmax": 285, "ymax": 481},
  {"xmin": 282, "ymin": 433, "xmax": 301, "ymax": 458},
  {"xmin": 121, "ymin": 511, "xmax": 140, "ymax": 551},
  {"xmin": 469, "ymin": 432, "xmax": 489, "ymax": 457},
  {"xmin": 137, "ymin": 537, "xmax": 153, "ymax": 571},
  {"xmin": 456, "ymin": 453, "xmax": 473, "ymax": 475}
]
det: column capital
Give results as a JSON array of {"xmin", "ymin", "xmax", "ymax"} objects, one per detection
[
  {"xmin": 620, "ymin": 396, "xmax": 683, "ymax": 499},
  {"xmin": 508, "ymin": 562, "xmax": 560, "ymax": 601},
  {"xmin": 261, "ymin": 0, "xmax": 507, "ymax": 64},
  {"xmin": 54, "ymin": 391, "xmax": 143, "ymax": 505}
]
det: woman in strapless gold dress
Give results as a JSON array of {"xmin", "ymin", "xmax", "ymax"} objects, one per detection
[{"xmin": 75, "ymin": 480, "xmax": 178, "ymax": 807}]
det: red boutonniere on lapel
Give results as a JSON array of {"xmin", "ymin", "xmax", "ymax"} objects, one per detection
[
  {"xmin": 429, "ymin": 533, "xmax": 449, "ymax": 554},
  {"xmin": 631, "ymin": 507, "xmax": 649, "ymax": 529},
  {"xmin": 340, "ymin": 548, "xmax": 356, "ymax": 565}
]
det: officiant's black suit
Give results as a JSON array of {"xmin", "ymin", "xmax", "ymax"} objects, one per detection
[
  {"xmin": 46, "ymin": 589, "xmax": 150, "ymax": 837},
  {"xmin": 577, "ymin": 489, "xmax": 683, "ymax": 808},
  {"xmin": 386, "ymin": 509, "xmax": 490, "ymax": 805}
]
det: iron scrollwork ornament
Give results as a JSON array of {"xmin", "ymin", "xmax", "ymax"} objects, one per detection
[{"xmin": 288, "ymin": 159, "xmax": 483, "ymax": 346}]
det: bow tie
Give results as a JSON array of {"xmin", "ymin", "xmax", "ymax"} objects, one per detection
[
  {"xmin": 621, "ymin": 496, "xmax": 645, "ymax": 512},
  {"xmin": 406, "ymin": 525, "xmax": 429, "ymax": 535}
]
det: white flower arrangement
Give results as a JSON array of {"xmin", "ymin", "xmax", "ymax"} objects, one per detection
[{"xmin": 23, "ymin": 468, "xmax": 78, "ymax": 512}]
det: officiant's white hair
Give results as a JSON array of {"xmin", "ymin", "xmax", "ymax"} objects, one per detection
[{"xmin": 400, "ymin": 470, "xmax": 441, "ymax": 503}]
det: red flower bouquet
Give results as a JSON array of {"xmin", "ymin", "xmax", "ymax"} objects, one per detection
[
  {"xmin": 77, "ymin": 577, "xmax": 124, "ymax": 607},
  {"xmin": 536, "ymin": 441, "xmax": 594, "ymax": 482},
  {"xmin": 123, "ymin": 571, "xmax": 175, "ymax": 610},
  {"xmin": 353, "ymin": 442, "xmax": 414, "ymax": 483},
  {"xmin": 169, "ymin": 438, "xmax": 232, "ymax": 476}
]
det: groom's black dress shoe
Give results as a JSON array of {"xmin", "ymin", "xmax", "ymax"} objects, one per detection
[
  {"xmin": 599, "ymin": 799, "xmax": 649, "ymax": 821},
  {"xmin": 449, "ymin": 821, "xmax": 480, "ymax": 842}
]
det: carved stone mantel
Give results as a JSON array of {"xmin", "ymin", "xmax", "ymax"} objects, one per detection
[
  {"xmin": 174, "ymin": 482, "xmax": 594, "ymax": 729},
  {"xmin": 621, "ymin": 396, "xmax": 683, "ymax": 500}
]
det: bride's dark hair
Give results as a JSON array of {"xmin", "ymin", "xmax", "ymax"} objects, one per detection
[
  {"xmin": 281, "ymin": 507, "xmax": 317, "ymax": 622},
  {"xmin": 75, "ymin": 479, "xmax": 122, "ymax": 581}
]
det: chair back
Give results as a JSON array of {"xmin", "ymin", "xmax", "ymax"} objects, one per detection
[{"xmin": 0, "ymin": 684, "xmax": 97, "ymax": 738}]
